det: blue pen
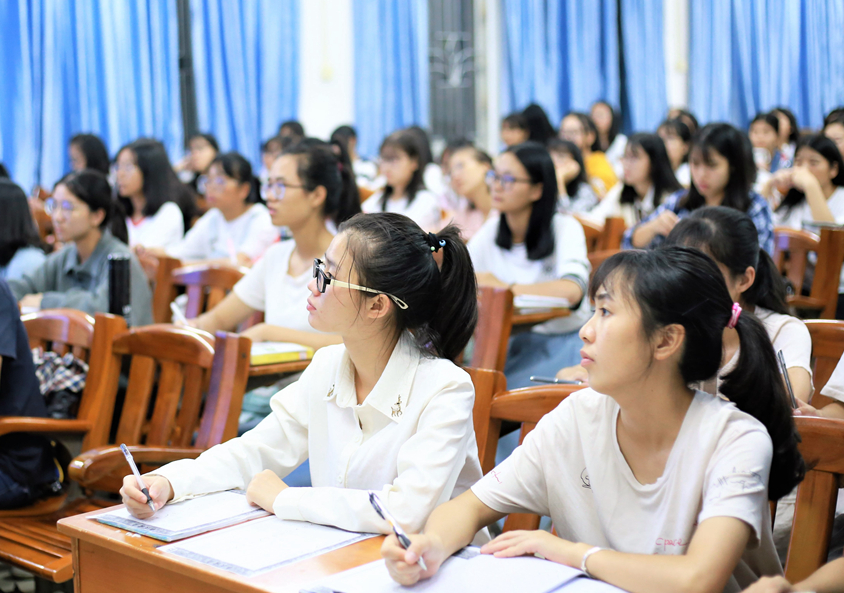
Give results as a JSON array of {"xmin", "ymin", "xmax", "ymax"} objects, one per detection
[{"xmin": 121, "ymin": 444, "xmax": 156, "ymax": 512}]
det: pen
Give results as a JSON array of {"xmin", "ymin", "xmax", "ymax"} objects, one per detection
[
  {"xmin": 121, "ymin": 444, "xmax": 156, "ymax": 512},
  {"xmin": 170, "ymin": 302, "xmax": 189, "ymax": 325},
  {"xmin": 776, "ymin": 350, "xmax": 798, "ymax": 409},
  {"xmin": 530, "ymin": 376, "xmax": 582, "ymax": 385},
  {"xmin": 368, "ymin": 491, "xmax": 427, "ymax": 571}
]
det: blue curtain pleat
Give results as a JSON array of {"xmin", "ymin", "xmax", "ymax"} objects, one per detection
[
  {"xmin": 0, "ymin": 0, "xmax": 182, "ymax": 191},
  {"xmin": 189, "ymin": 0, "xmax": 298, "ymax": 168},
  {"xmin": 352, "ymin": 0, "xmax": 429, "ymax": 159},
  {"xmin": 619, "ymin": 0, "xmax": 667, "ymax": 132},
  {"xmin": 690, "ymin": 0, "xmax": 844, "ymax": 130}
]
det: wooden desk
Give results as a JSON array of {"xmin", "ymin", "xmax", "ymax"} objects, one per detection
[
  {"xmin": 248, "ymin": 359, "xmax": 311, "ymax": 377},
  {"xmin": 511, "ymin": 308, "xmax": 570, "ymax": 326},
  {"xmin": 57, "ymin": 507, "xmax": 384, "ymax": 593}
]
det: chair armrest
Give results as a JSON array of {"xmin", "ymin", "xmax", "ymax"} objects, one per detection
[
  {"xmin": 0, "ymin": 417, "xmax": 91, "ymax": 438},
  {"xmin": 69, "ymin": 445, "xmax": 204, "ymax": 490}
]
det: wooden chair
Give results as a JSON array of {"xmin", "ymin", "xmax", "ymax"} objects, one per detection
[
  {"xmin": 470, "ymin": 287, "xmax": 515, "ymax": 372},
  {"xmin": 784, "ymin": 416, "xmax": 844, "ymax": 583},
  {"xmin": 476, "ymin": 383, "xmax": 586, "ymax": 531},
  {"xmin": 600, "ymin": 217, "xmax": 627, "ymax": 250},
  {"xmin": 588, "ymin": 249, "xmax": 621, "ymax": 282},
  {"xmin": 573, "ymin": 215, "xmax": 602, "ymax": 253},
  {"xmin": 805, "ymin": 320, "xmax": 844, "ymax": 408},
  {"xmin": 0, "ymin": 326, "xmax": 251, "ymax": 583},
  {"xmin": 464, "ymin": 367, "xmax": 507, "ymax": 470},
  {"xmin": 171, "ymin": 263, "xmax": 248, "ymax": 319},
  {"xmin": 772, "ymin": 226, "xmax": 844, "ymax": 318},
  {"xmin": 150, "ymin": 255, "xmax": 183, "ymax": 323}
]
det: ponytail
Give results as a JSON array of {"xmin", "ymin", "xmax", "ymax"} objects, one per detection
[
  {"xmin": 723, "ymin": 310, "xmax": 805, "ymax": 500},
  {"xmin": 338, "ymin": 213, "xmax": 478, "ymax": 361}
]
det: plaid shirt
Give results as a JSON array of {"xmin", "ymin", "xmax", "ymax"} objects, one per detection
[
  {"xmin": 622, "ymin": 190, "xmax": 774, "ymax": 254},
  {"xmin": 31, "ymin": 348, "xmax": 88, "ymax": 395}
]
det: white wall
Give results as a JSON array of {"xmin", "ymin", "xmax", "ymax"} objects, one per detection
[{"xmin": 297, "ymin": 0, "xmax": 355, "ymax": 140}]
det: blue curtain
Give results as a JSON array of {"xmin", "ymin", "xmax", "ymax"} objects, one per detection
[
  {"xmin": 0, "ymin": 0, "xmax": 183, "ymax": 192},
  {"xmin": 352, "ymin": 0, "xmax": 429, "ymax": 159},
  {"xmin": 619, "ymin": 0, "xmax": 667, "ymax": 132},
  {"xmin": 689, "ymin": 0, "xmax": 844, "ymax": 130},
  {"xmin": 499, "ymin": 0, "xmax": 620, "ymax": 130},
  {"xmin": 189, "ymin": 0, "xmax": 298, "ymax": 167}
]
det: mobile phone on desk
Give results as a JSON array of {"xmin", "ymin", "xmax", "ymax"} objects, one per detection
[{"xmin": 530, "ymin": 376, "xmax": 582, "ymax": 385}]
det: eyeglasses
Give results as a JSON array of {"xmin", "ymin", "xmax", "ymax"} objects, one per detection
[
  {"xmin": 197, "ymin": 175, "xmax": 233, "ymax": 194},
  {"xmin": 261, "ymin": 179, "xmax": 307, "ymax": 201},
  {"xmin": 313, "ymin": 258, "xmax": 408, "ymax": 310},
  {"xmin": 485, "ymin": 170, "xmax": 533, "ymax": 191},
  {"xmin": 114, "ymin": 163, "xmax": 138, "ymax": 174},
  {"xmin": 44, "ymin": 198, "xmax": 76, "ymax": 215}
]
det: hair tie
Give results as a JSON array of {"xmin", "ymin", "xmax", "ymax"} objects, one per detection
[
  {"xmin": 337, "ymin": 162, "xmax": 344, "ymax": 172},
  {"xmin": 426, "ymin": 232, "xmax": 446, "ymax": 253},
  {"xmin": 727, "ymin": 302, "xmax": 742, "ymax": 329}
]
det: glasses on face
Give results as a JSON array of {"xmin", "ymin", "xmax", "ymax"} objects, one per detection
[
  {"xmin": 485, "ymin": 170, "xmax": 533, "ymax": 192},
  {"xmin": 261, "ymin": 179, "xmax": 307, "ymax": 201},
  {"xmin": 44, "ymin": 198, "xmax": 76, "ymax": 215},
  {"xmin": 114, "ymin": 163, "xmax": 137, "ymax": 174},
  {"xmin": 313, "ymin": 258, "xmax": 409, "ymax": 310},
  {"xmin": 197, "ymin": 175, "xmax": 233, "ymax": 194}
]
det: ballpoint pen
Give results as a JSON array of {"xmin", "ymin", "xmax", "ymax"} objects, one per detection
[
  {"xmin": 121, "ymin": 443, "xmax": 156, "ymax": 513},
  {"xmin": 368, "ymin": 491, "xmax": 428, "ymax": 571},
  {"xmin": 170, "ymin": 302, "xmax": 189, "ymax": 325},
  {"xmin": 777, "ymin": 350, "xmax": 798, "ymax": 409}
]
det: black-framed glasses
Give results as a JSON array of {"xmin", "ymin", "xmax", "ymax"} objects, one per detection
[
  {"xmin": 485, "ymin": 170, "xmax": 533, "ymax": 191},
  {"xmin": 44, "ymin": 198, "xmax": 76, "ymax": 215},
  {"xmin": 261, "ymin": 179, "xmax": 308, "ymax": 201},
  {"xmin": 313, "ymin": 259, "xmax": 408, "ymax": 310}
]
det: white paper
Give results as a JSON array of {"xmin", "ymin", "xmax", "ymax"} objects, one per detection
[
  {"xmin": 251, "ymin": 342, "xmax": 311, "ymax": 355},
  {"xmin": 559, "ymin": 577, "xmax": 628, "ymax": 592},
  {"xmin": 301, "ymin": 550, "xmax": 583, "ymax": 593},
  {"xmin": 161, "ymin": 516, "xmax": 377, "ymax": 577},
  {"xmin": 95, "ymin": 490, "xmax": 268, "ymax": 542},
  {"xmin": 514, "ymin": 295, "xmax": 571, "ymax": 310}
]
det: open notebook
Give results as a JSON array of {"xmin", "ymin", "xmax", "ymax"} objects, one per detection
[
  {"xmin": 250, "ymin": 341, "xmax": 314, "ymax": 366},
  {"xmin": 514, "ymin": 295, "xmax": 571, "ymax": 312}
]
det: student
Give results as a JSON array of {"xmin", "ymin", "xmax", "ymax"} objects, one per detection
[
  {"xmin": 68, "ymin": 134, "xmax": 110, "ymax": 175},
  {"xmin": 175, "ymin": 133, "xmax": 220, "ymax": 205},
  {"xmin": 0, "ymin": 180, "xmax": 45, "ymax": 281},
  {"xmin": 501, "ymin": 113, "xmax": 530, "ymax": 147},
  {"xmin": 742, "ymin": 557, "xmax": 844, "ymax": 593},
  {"xmin": 278, "ymin": 120, "xmax": 305, "ymax": 145},
  {"xmin": 546, "ymin": 139, "xmax": 598, "ymax": 214},
  {"xmin": 120, "ymin": 213, "xmax": 485, "ymax": 536},
  {"xmin": 796, "ymin": 351, "xmax": 844, "ymax": 419},
  {"xmin": 586, "ymin": 133, "xmax": 682, "ymax": 227},
  {"xmin": 469, "ymin": 142, "xmax": 590, "ymax": 390},
  {"xmin": 824, "ymin": 111, "xmax": 844, "ymax": 166},
  {"xmin": 8, "ymin": 170, "xmax": 153, "ymax": 327},
  {"xmin": 658, "ymin": 118, "xmax": 693, "ymax": 187},
  {"xmin": 0, "ymin": 278, "xmax": 61, "ymax": 508},
  {"xmin": 522, "ymin": 104, "xmax": 557, "ymax": 146},
  {"xmin": 186, "ymin": 143, "xmax": 359, "ymax": 349},
  {"xmin": 624, "ymin": 123, "xmax": 774, "ymax": 253},
  {"xmin": 749, "ymin": 112, "xmax": 787, "ymax": 173},
  {"xmin": 591, "ymin": 100, "xmax": 627, "ymax": 178},
  {"xmin": 116, "ymin": 138, "xmax": 194, "ymax": 249},
  {"xmin": 156, "ymin": 152, "xmax": 277, "ymax": 267},
  {"xmin": 331, "ymin": 125, "xmax": 378, "ymax": 189},
  {"xmin": 259, "ymin": 136, "xmax": 284, "ymax": 186},
  {"xmin": 362, "ymin": 131, "xmax": 441, "ymax": 231},
  {"xmin": 405, "ymin": 126, "xmax": 444, "ymax": 197},
  {"xmin": 771, "ymin": 107, "xmax": 799, "ymax": 166},
  {"xmin": 384, "ymin": 246, "xmax": 805, "ymax": 593},
  {"xmin": 667, "ymin": 107, "xmax": 700, "ymax": 135},
  {"xmin": 559, "ymin": 112, "xmax": 618, "ymax": 197},
  {"xmin": 441, "ymin": 145, "xmax": 494, "ymax": 240}
]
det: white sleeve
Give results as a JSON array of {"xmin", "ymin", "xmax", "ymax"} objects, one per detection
[
  {"xmin": 238, "ymin": 209, "xmax": 279, "ymax": 261},
  {"xmin": 583, "ymin": 183, "xmax": 622, "ymax": 225},
  {"xmin": 821, "ymin": 355, "xmax": 844, "ymax": 402},
  {"xmin": 771, "ymin": 317, "xmax": 813, "ymax": 376},
  {"xmin": 232, "ymin": 251, "xmax": 270, "ymax": 311},
  {"xmin": 698, "ymin": 424, "xmax": 773, "ymax": 547},
  {"xmin": 467, "ymin": 219, "xmax": 497, "ymax": 274},
  {"xmin": 405, "ymin": 191, "xmax": 443, "ymax": 232},
  {"xmin": 166, "ymin": 211, "xmax": 214, "ymax": 261},
  {"xmin": 272, "ymin": 376, "xmax": 478, "ymax": 534},
  {"xmin": 554, "ymin": 216, "xmax": 590, "ymax": 290},
  {"xmin": 361, "ymin": 192, "xmax": 383, "ymax": 213},
  {"xmin": 141, "ymin": 202, "xmax": 185, "ymax": 249}
]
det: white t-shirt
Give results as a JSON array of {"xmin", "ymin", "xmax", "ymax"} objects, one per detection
[
  {"xmin": 584, "ymin": 183, "xmax": 658, "ymax": 228},
  {"xmin": 232, "ymin": 240, "xmax": 313, "ymax": 332},
  {"xmin": 126, "ymin": 201, "xmax": 184, "ymax": 249},
  {"xmin": 605, "ymin": 134, "xmax": 628, "ymax": 179},
  {"xmin": 821, "ymin": 354, "xmax": 844, "ymax": 403},
  {"xmin": 472, "ymin": 389, "xmax": 781, "ymax": 593},
  {"xmin": 166, "ymin": 204, "xmax": 278, "ymax": 263},
  {"xmin": 468, "ymin": 213, "xmax": 591, "ymax": 334},
  {"xmin": 362, "ymin": 189, "xmax": 442, "ymax": 231},
  {"xmin": 675, "ymin": 163, "xmax": 691, "ymax": 188}
]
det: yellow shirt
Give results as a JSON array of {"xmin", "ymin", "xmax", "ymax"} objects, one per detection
[{"xmin": 585, "ymin": 151, "xmax": 618, "ymax": 198}]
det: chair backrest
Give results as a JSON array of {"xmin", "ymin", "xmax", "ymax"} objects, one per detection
[
  {"xmin": 805, "ymin": 320, "xmax": 844, "ymax": 408},
  {"xmin": 587, "ymin": 249, "xmax": 620, "ymax": 282},
  {"xmin": 807, "ymin": 227, "xmax": 844, "ymax": 319},
  {"xmin": 151, "ymin": 255, "xmax": 183, "ymax": 323},
  {"xmin": 23, "ymin": 308, "xmax": 96, "ymax": 362},
  {"xmin": 29, "ymin": 200, "xmax": 53, "ymax": 242},
  {"xmin": 601, "ymin": 217, "xmax": 627, "ymax": 250},
  {"xmin": 477, "ymin": 383, "xmax": 586, "ymax": 531},
  {"xmin": 772, "ymin": 227, "xmax": 820, "ymax": 291},
  {"xmin": 171, "ymin": 264, "xmax": 247, "ymax": 319},
  {"xmin": 573, "ymin": 215, "xmax": 602, "ymax": 253},
  {"xmin": 785, "ymin": 416, "xmax": 844, "ymax": 583},
  {"xmin": 471, "ymin": 287, "xmax": 515, "ymax": 372},
  {"xmin": 464, "ymin": 367, "xmax": 507, "ymax": 472}
]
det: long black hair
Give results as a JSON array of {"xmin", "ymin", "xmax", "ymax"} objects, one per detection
[
  {"xmin": 70, "ymin": 134, "xmax": 110, "ymax": 175},
  {"xmin": 57, "ymin": 169, "xmax": 128, "ymax": 244},
  {"xmin": 590, "ymin": 247, "xmax": 805, "ymax": 501},
  {"xmin": 522, "ymin": 104, "xmax": 557, "ymax": 145},
  {"xmin": 284, "ymin": 139, "xmax": 361, "ymax": 225},
  {"xmin": 750, "ymin": 112, "xmax": 780, "ymax": 137},
  {"xmin": 211, "ymin": 152, "xmax": 261, "ymax": 205},
  {"xmin": 665, "ymin": 206, "xmax": 788, "ymax": 314},
  {"xmin": 338, "ymin": 213, "xmax": 477, "ymax": 362},
  {"xmin": 772, "ymin": 107, "xmax": 799, "ymax": 144},
  {"xmin": 378, "ymin": 131, "xmax": 427, "ymax": 211},
  {"xmin": 678, "ymin": 123, "xmax": 757, "ymax": 213},
  {"xmin": 776, "ymin": 135, "xmax": 844, "ymax": 215},
  {"xmin": 620, "ymin": 134, "xmax": 681, "ymax": 209},
  {"xmin": 591, "ymin": 100, "xmax": 621, "ymax": 150},
  {"xmin": 0, "ymin": 180, "xmax": 42, "ymax": 266},
  {"xmin": 405, "ymin": 126, "xmax": 434, "ymax": 169},
  {"xmin": 547, "ymin": 138, "xmax": 589, "ymax": 198},
  {"xmin": 116, "ymin": 138, "xmax": 196, "ymax": 230},
  {"xmin": 658, "ymin": 118, "xmax": 692, "ymax": 164},
  {"xmin": 495, "ymin": 142, "xmax": 557, "ymax": 260}
]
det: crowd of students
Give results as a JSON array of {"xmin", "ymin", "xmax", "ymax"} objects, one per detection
[{"xmin": 3, "ymin": 101, "xmax": 844, "ymax": 593}]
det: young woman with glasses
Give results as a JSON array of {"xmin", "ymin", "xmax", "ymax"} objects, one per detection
[{"xmin": 121, "ymin": 212, "xmax": 487, "ymax": 541}]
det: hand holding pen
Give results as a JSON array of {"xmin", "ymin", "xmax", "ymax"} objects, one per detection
[
  {"xmin": 118, "ymin": 444, "xmax": 174, "ymax": 519},
  {"xmin": 369, "ymin": 491, "xmax": 428, "ymax": 571}
]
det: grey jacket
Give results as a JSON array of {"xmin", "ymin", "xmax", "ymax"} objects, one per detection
[{"xmin": 8, "ymin": 231, "xmax": 153, "ymax": 327}]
